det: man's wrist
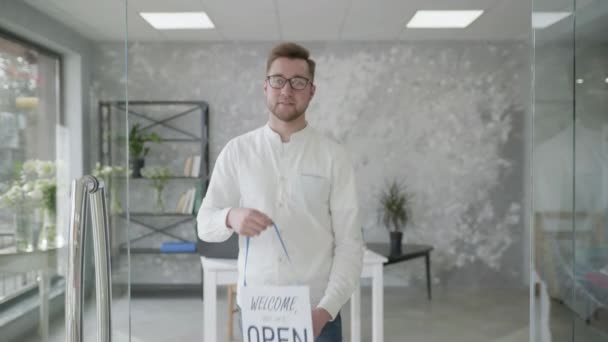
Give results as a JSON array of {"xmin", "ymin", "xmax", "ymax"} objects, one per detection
[{"xmin": 225, "ymin": 208, "xmax": 233, "ymax": 229}]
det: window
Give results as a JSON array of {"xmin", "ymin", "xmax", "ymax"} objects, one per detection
[{"xmin": 0, "ymin": 31, "xmax": 61, "ymax": 303}]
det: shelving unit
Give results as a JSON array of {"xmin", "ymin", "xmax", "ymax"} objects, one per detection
[{"xmin": 98, "ymin": 101, "xmax": 209, "ymax": 291}]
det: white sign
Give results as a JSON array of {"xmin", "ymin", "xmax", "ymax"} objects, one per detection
[{"xmin": 240, "ymin": 286, "xmax": 313, "ymax": 342}]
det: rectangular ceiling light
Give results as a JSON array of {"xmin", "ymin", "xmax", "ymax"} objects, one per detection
[
  {"xmin": 140, "ymin": 12, "xmax": 215, "ymax": 30},
  {"xmin": 532, "ymin": 12, "xmax": 571, "ymax": 29},
  {"xmin": 406, "ymin": 10, "xmax": 484, "ymax": 29}
]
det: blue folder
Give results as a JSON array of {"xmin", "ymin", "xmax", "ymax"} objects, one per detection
[{"xmin": 160, "ymin": 242, "xmax": 197, "ymax": 253}]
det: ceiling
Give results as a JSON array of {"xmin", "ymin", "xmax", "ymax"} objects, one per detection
[{"xmin": 21, "ymin": 0, "xmax": 539, "ymax": 42}]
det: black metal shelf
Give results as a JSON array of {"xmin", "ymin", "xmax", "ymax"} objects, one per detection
[
  {"xmin": 118, "ymin": 212, "xmax": 195, "ymax": 217},
  {"xmin": 114, "ymin": 176, "xmax": 205, "ymax": 180},
  {"xmin": 99, "ymin": 101, "xmax": 209, "ymax": 290},
  {"xmin": 129, "ymin": 283, "xmax": 202, "ymax": 295},
  {"xmin": 156, "ymin": 138, "xmax": 202, "ymax": 143},
  {"xmin": 120, "ymin": 246, "xmax": 198, "ymax": 255}
]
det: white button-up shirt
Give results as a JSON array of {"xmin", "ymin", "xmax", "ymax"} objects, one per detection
[{"xmin": 197, "ymin": 123, "xmax": 364, "ymax": 319}]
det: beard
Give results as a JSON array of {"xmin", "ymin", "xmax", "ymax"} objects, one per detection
[{"xmin": 268, "ymin": 101, "xmax": 308, "ymax": 122}]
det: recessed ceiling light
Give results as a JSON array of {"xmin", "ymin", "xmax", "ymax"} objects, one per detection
[
  {"xmin": 532, "ymin": 12, "xmax": 571, "ymax": 29},
  {"xmin": 604, "ymin": 77, "xmax": 608, "ymax": 84},
  {"xmin": 576, "ymin": 78, "xmax": 584, "ymax": 84},
  {"xmin": 406, "ymin": 10, "xmax": 484, "ymax": 29},
  {"xmin": 140, "ymin": 12, "xmax": 215, "ymax": 30}
]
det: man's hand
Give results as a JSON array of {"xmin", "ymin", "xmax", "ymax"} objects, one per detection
[
  {"xmin": 226, "ymin": 208, "xmax": 272, "ymax": 237},
  {"xmin": 312, "ymin": 307, "xmax": 332, "ymax": 338}
]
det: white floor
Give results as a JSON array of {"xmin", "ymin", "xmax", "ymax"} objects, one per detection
[{"xmin": 18, "ymin": 286, "xmax": 608, "ymax": 342}]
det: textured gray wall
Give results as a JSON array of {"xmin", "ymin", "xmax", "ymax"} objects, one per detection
[{"xmin": 93, "ymin": 41, "xmax": 530, "ymax": 288}]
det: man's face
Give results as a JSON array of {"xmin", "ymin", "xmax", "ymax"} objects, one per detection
[{"xmin": 264, "ymin": 57, "xmax": 315, "ymax": 122}]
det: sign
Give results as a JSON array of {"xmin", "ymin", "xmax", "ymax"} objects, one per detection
[{"xmin": 240, "ymin": 286, "xmax": 313, "ymax": 342}]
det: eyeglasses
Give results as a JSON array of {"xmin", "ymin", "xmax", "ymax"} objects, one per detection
[{"xmin": 266, "ymin": 75, "xmax": 311, "ymax": 90}]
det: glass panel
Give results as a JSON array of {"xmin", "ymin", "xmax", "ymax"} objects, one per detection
[
  {"xmin": 0, "ymin": 1, "xmax": 128, "ymax": 341},
  {"xmin": 122, "ymin": 2, "xmax": 532, "ymax": 342},
  {"xmin": 573, "ymin": 0, "xmax": 608, "ymax": 340},
  {"xmin": 118, "ymin": 3, "xmax": 211, "ymax": 341},
  {"xmin": 532, "ymin": 0, "xmax": 577, "ymax": 340},
  {"xmin": 533, "ymin": 0, "xmax": 608, "ymax": 340}
]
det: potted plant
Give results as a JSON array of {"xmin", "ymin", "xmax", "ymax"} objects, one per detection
[
  {"xmin": 378, "ymin": 180, "xmax": 413, "ymax": 256},
  {"xmin": 129, "ymin": 123, "xmax": 162, "ymax": 178}
]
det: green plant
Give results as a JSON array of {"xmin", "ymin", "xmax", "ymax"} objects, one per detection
[
  {"xmin": 42, "ymin": 183, "xmax": 56, "ymax": 216},
  {"xmin": 129, "ymin": 124, "xmax": 162, "ymax": 160},
  {"xmin": 378, "ymin": 181, "xmax": 413, "ymax": 233},
  {"xmin": 141, "ymin": 166, "xmax": 172, "ymax": 211}
]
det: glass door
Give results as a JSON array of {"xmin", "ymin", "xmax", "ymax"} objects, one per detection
[
  {"xmin": 0, "ymin": 0, "xmax": 129, "ymax": 341},
  {"xmin": 532, "ymin": 0, "xmax": 608, "ymax": 340},
  {"xmin": 572, "ymin": 0, "xmax": 608, "ymax": 340}
]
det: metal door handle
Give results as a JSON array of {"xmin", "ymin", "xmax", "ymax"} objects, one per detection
[{"xmin": 66, "ymin": 176, "xmax": 112, "ymax": 342}]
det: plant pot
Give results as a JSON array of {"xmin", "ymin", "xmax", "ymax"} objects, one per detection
[
  {"xmin": 131, "ymin": 158, "xmax": 145, "ymax": 178},
  {"xmin": 389, "ymin": 231, "xmax": 403, "ymax": 256}
]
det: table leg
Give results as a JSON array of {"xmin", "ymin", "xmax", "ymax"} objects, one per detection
[
  {"xmin": 350, "ymin": 284, "xmax": 361, "ymax": 342},
  {"xmin": 425, "ymin": 254, "xmax": 432, "ymax": 300},
  {"xmin": 203, "ymin": 269, "xmax": 217, "ymax": 342},
  {"xmin": 372, "ymin": 265, "xmax": 383, "ymax": 342},
  {"xmin": 38, "ymin": 269, "xmax": 49, "ymax": 341}
]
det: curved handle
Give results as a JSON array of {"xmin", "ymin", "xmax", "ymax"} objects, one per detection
[
  {"xmin": 66, "ymin": 179, "xmax": 87, "ymax": 342},
  {"xmin": 89, "ymin": 179, "xmax": 112, "ymax": 342},
  {"xmin": 65, "ymin": 176, "xmax": 112, "ymax": 342}
]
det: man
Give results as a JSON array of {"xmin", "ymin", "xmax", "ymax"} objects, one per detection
[{"xmin": 197, "ymin": 42, "xmax": 364, "ymax": 341}]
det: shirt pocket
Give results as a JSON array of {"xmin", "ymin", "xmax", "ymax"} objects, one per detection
[{"xmin": 293, "ymin": 172, "xmax": 330, "ymax": 211}]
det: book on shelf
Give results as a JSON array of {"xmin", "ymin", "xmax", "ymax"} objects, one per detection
[
  {"xmin": 175, "ymin": 191, "xmax": 187, "ymax": 213},
  {"xmin": 182, "ymin": 155, "xmax": 201, "ymax": 178},
  {"xmin": 183, "ymin": 156, "xmax": 193, "ymax": 177},
  {"xmin": 175, "ymin": 187, "xmax": 197, "ymax": 214},
  {"xmin": 191, "ymin": 155, "xmax": 201, "ymax": 178},
  {"xmin": 183, "ymin": 189, "xmax": 193, "ymax": 213}
]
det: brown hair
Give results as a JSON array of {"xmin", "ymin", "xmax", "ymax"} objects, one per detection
[{"xmin": 266, "ymin": 42, "xmax": 316, "ymax": 81}]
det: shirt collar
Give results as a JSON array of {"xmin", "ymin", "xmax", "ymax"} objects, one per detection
[{"xmin": 264, "ymin": 122, "xmax": 311, "ymax": 144}]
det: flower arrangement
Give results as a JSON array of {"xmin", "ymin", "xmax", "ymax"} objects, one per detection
[
  {"xmin": 0, "ymin": 160, "xmax": 56, "ymax": 210},
  {"xmin": 141, "ymin": 166, "xmax": 172, "ymax": 212},
  {"xmin": 0, "ymin": 159, "xmax": 56, "ymax": 251},
  {"xmin": 92, "ymin": 162, "xmax": 129, "ymax": 179},
  {"xmin": 92, "ymin": 162, "xmax": 129, "ymax": 214}
]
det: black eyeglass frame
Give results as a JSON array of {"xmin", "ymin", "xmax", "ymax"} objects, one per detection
[{"xmin": 266, "ymin": 75, "xmax": 313, "ymax": 90}]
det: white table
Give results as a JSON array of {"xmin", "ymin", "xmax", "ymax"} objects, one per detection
[
  {"xmin": 200, "ymin": 248, "xmax": 387, "ymax": 342},
  {"xmin": 0, "ymin": 247, "xmax": 58, "ymax": 341}
]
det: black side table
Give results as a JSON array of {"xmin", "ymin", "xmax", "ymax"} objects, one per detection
[{"xmin": 366, "ymin": 243, "xmax": 434, "ymax": 300}]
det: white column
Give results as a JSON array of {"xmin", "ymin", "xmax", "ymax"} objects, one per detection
[
  {"xmin": 350, "ymin": 285, "xmax": 361, "ymax": 342},
  {"xmin": 203, "ymin": 267, "xmax": 217, "ymax": 342},
  {"xmin": 372, "ymin": 265, "xmax": 383, "ymax": 342}
]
